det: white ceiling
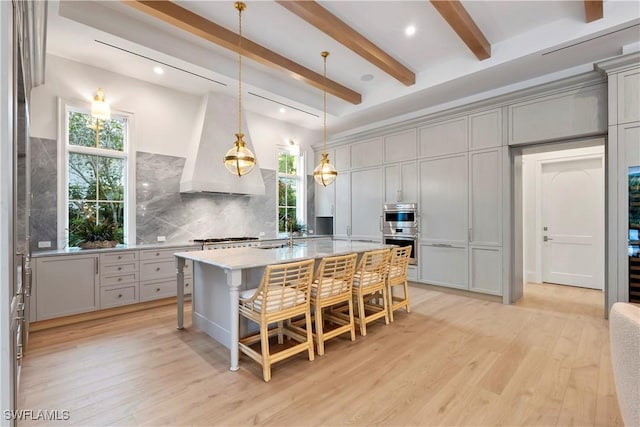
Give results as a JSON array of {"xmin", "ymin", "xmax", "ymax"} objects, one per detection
[{"xmin": 46, "ymin": 1, "xmax": 640, "ymax": 136}]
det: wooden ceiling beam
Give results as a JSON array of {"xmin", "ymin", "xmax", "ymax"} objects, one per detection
[
  {"xmin": 125, "ymin": 1, "xmax": 361, "ymax": 105},
  {"xmin": 584, "ymin": 1, "xmax": 603, "ymax": 23},
  {"xmin": 429, "ymin": 0, "xmax": 491, "ymax": 61},
  {"xmin": 276, "ymin": 1, "xmax": 415, "ymax": 86}
]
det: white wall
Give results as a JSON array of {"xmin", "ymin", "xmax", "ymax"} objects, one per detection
[
  {"xmin": 522, "ymin": 145, "xmax": 605, "ymax": 283},
  {"xmin": 29, "ymin": 54, "xmax": 321, "ymax": 165}
]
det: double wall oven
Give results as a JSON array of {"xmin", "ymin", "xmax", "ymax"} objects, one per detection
[{"xmin": 382, "ymin": 203, "xmax": 418, "ymax": 264}]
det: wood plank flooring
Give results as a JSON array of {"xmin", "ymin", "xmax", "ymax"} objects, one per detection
[{"xmin": 18, "ymin": 282, "xmax": 622, "ymax": 426}]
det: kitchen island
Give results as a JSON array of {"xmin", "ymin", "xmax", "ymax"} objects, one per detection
[{"xmin": 174, "ymin": 239, "xmax": 394, "ymax": 371}]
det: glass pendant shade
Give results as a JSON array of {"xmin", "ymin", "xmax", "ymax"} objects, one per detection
[
  {"xmin": 313, "ymin": 152, "xmax": 338, "ymax": 186},
  {"xmin": 224, "ymin": 132, "xmax": 256, "ymax": 176},
  {"xmin": 91, "ymin": 88, "xmax": 111, "ymax": 121}
]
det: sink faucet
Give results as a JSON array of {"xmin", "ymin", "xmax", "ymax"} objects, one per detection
[{"xmin": 287, "ymin": 217, "xmax": 294, "ymax": 248}]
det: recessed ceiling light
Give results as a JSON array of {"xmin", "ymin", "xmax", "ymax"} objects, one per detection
[
  {"xmin": 153, "ymin": 66, "xmax": 164, "ymax": 75},
  {"xmin": 405, "ymin": 25, "xmax": 416, "ymax": 37},
  {"xmin": 279, "ymin": 107, "xmax": 286, "ymax": 113},
  {"xmin": 361, "ymin": 74, "xmax": 374, "ymax": 82}
]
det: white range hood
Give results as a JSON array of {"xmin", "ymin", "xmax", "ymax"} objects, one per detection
[{"xmin": 180, "ymin": 92, "xmax": 265, "ymax": 195}]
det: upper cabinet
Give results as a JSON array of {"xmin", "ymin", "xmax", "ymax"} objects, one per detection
[
  {"xmin": 419, "ymin": 117, "xmax": 468, "ymax": 158},
  {"xmin": 334, "ymin": 145, "xmax": 351, "ymax": 172},
  {"xmin": 469, "ymin": 109, "xmax": 502, "ymax": 150},
  {"xmin": 617, "ymin": 68, "xmax": 640, "ymax": 124},
  {"xmin": 351, "ymin": 137, "xmax": 382, "ymax": 169},
  {"xmin": 383, "ymin": 129, "xmax": 417, "ymax": 163},
  {"xmin": 469, "ymin": 148, "xmax": 502, "ymax": 246},
  {"xmin": 508, "ymin": 83, "xmax": 607, "ymax": 145},
  {"xmin": 384, "ymin": 162, "xmax": 417, "ymax": 203}
]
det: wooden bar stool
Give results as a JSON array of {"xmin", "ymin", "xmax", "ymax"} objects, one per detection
[
  {"xmin": 309, "ymin": 252, "xmax": 358, "ymax": 355},
  {"xmin": 387, "ymin": 246, "xmax": 412, "ymax": 322},
  {"xmin": 238, "ymin": 259, "xmax": 315, "ymax": 382},
  {"xmin": 351, "ymin": 248, "xmax": 390, "ymax": 336}
]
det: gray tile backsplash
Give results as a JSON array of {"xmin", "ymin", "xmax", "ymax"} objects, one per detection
[
  {"xmin": 136, "ymin": 151, "xmax": 279, "ymax": 243},
  {"xmin": 29, "ymin": 147, "xmax": 311, "ymax": 250}
]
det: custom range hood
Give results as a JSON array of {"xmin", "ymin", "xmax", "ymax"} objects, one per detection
[{"xmin": 180, "ymin": 92, "xmax": 265, "ymax": 195}]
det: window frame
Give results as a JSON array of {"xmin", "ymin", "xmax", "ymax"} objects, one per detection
[
  {"xmin": 276, "ymin": 147, "xmax": 305, "ymax": 234},
  {"xmin": 57, "ymin": 98, "xmax": 136, "ymax": 248}
]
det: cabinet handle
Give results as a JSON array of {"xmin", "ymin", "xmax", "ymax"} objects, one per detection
[
  {"xmin": 117, "ymin": 294, "xmax": 123, "ymax": 298},
  {"xmin": 118, "ymin": 267, "xmax": 122, "ymax": 271},
  {"xmin": 95, "ymin": 257, "xmax": 99, "ymax": 274},
  {"xmin": 118, "ymin": 255, "xmax": 122, "ymax": 260},
  {"xmin": 156, "ymin": 267, "xmax": 161, "ymax": 272},
  {"xmin": 185, "ymin": 283, "xmax": 190, "ymax": 287},
  {"xmin": 118, "ymin": 278, "xmax": 122, "ymax": 282},
  {"xmin": 432, "ymin": 243, "xmax": 453, "ymax": 248},
  {"xmin": 156, "ymin": 252, "xmax": 160, "ymax": 256},
  {"xmin": 156, "ymin": 288, "xmax": 161, "ymax": 292},
  {"xmin": 468, "ymin": 228, "xmax": 473, "ymax": 243}
]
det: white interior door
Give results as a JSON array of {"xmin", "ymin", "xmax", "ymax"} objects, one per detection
[{"xmin": 541, "ymin": 157, "xmax": 604, "ymax": 289}]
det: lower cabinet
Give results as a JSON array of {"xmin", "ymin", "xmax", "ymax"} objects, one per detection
[
  {"xmin": 33, "ymin": 245, "xmax": 195, "ymax": 321},
  {"xmin": 419, "ymin": 244, "xmax": 468, "ymax": 289},
  {"xmin": 35, "ymin": 254, "xmax": 100, "ymax": 320},
  {"xmin": 469, "ymin": 246, "xmax": 502, "ymax": 295}
]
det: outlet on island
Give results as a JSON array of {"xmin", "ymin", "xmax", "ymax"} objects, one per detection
[
  {"xmin": 157, "ymin": 236, "xmax": 166, "ymax": 242},
  {"xmin": 38, "ymin": 241, "xmax": 52, "ymax": 248}
]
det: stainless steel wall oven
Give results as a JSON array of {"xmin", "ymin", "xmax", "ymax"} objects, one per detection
[{"xmin": 383, "ymin": 203, "xmax": 418, "ymax": 265}]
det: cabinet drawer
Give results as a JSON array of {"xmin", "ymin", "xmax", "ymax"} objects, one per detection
[
  {"xmin": 101, "ymin": 262, "xmax": 138, "ymax": 276},
  {"xmin": 100, "ymin": 251, "xmax": 137, "ymax": 265},
  {"xmin": 140, "ymin": 260, "xmax": 175, "ymax": 280},
  {"xmin": 140, "ymin": 248, "xmax": 181, "ymax": 260},
  {"xmin": 101, "ymin": 273, "xmax": 139, "ymax": 287},
  {"xmin": 101, "ymin": 285, "xmax": 137, "ymax": 309},
  {"xmin": 140, "ymin": 279, "xmax": 176, "ymax": 301}
]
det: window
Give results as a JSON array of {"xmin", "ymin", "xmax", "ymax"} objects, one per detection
[
  {"xmin": 277, "ymin": 148, "xmax": 305, "ymax": 233},
  {"xmin": 58, "ymin": 101, "xmax": 135, "ymax": 247}
]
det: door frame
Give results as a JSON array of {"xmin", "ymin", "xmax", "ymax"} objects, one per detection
[{"xmin": 510, "ymin": 137, "xmax": 607, "ymax": 314}]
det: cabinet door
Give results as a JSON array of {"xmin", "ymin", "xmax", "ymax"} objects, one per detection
[
  {"xmin": 351, "ymin": 167, "xmax": 383, "ymax": 241},
  {"xmin": 401, "ymin": 162, "xmax": 418, "ymax": 203},
  {"xmin": 314, "ymin": 149, "xmax": 335, "ymax": 216},
  {"xmin": 469, "ymin": 148, "xmax": 502, "ymax": 246},
  {"xmin": 469, "ymin": 109, "xmax": 502, "ymax": 150},
  {"xmin": 384, "ymin": 164, "xmax": 400, "ymax": 203},
  {"xmin": 469, "ymin": 246, "xmax": 502, "ymax": 295},
  {"xmin": 617, "ymin": 68, "xmax": 640, "ymax": 124},
  {"xmin": 351, "ymin": 137, "xmax": 382, "ymax": 169},
  {"xmin": 35, "ymin": 255, "xmax": 99, "ymax": 320},
  {"xmin": 334, "ymin": 172, "xmax": 351, "ymax": 238},
  {"xmin": 384, "ymin": 129, "xmax": 417, "ymax": 163},
  {"xmin": 419, "ymin": 117, "xmax": 468, "ymax": 157},
  {"xmin": 419, "ymin": 154, "xmax": 468, "ymax": 243},
  {"xmin": 419, "ymin": 244, "xmax": 468, "ymax": 289}
]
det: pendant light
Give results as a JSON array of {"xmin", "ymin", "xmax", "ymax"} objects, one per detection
[
  {"xmin": 224, "ymin": 1, "xmax": 256, "ymax": 177},
  {"xmin": 313, "ymin": 51, "xmax": 337, "ymax": 187},
  {"xmin": 88, "ymin": 87, "xmax": 111, "ymax": 147}
]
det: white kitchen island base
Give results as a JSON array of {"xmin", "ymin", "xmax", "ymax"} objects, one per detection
[{"xmin": 174, "ymin": 240, "xmax": 395, "ymax": 371}]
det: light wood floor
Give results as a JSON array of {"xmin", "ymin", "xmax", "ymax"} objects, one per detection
[{"xmin": 19, "ymin": 282, "xmax": 622, "ymax": 426}]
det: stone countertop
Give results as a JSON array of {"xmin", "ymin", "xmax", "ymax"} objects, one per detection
[
  {"xmin": 174, "ymin": 240, "xmax": 395, "ymax": 270},
  {"xmin": 32, "ymin": 242, "xmax": 201, "ymax": 258}
]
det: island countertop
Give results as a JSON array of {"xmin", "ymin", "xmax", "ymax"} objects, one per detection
[{"xmin": 174, "ymin": 239, "xmax": 396, "ymax": 270}]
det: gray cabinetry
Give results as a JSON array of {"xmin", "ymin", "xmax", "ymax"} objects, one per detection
[
  {"xmin": 419, "ymin": 117, "xmax": 468, "ymax": 157},
  {"xmin": 99, "ymin": 250, "xmax": 139, "ymax": 309},
  {"xmin": 384, "ymin": 162, "xmax": 417, "ymax": 203},
  {"xmin": 35, "ymin": 254, "xmax": 99, "ymax": 320},
  {"xmin": 334, "ymin": 172, "xmax": 351, "ymax": 239},
  {"xmin": 350, "ymin": 167, "xmax": 383, "ymax": 242},
  {"xmin": 140, "ymin": 248, "xmax": 193, "ymax": 302}
]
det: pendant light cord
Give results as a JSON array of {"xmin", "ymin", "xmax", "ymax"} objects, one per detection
[
  {"xmin": 237, "ymin": 3, "xmax": 243, "ymax": 139},
  {"xmin": 322, "ymin": 51, "xmax": 328, "ymax": 154}
]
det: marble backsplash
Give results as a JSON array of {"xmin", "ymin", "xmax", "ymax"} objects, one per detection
[{"xmin": 29, "ymin": 146, "xmax": 314, "ymax": 249}]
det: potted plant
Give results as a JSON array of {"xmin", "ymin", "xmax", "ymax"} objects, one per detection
[{"xmin": 70, "ymin": 216, "xmax": 121, "ymax": 249}]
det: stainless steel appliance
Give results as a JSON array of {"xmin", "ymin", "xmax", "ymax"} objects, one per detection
[
  {"xmin": 195, "ymin": 236, "xmax": 260, "ymax": 250},
  {"xmin": 383, "ymin": 203, "xmax": 418, "ymax": 265}
]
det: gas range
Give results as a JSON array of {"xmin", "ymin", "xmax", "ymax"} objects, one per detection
[{"xmin": 194, "ymin": 237, "xmax": 260, "ymax": 250}]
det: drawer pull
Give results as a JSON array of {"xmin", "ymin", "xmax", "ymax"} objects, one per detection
[
  {"xmin": 118, "ymin": 267, "xmax": 122, "ymax": 271},
  {"xmin": 156, "ymin": 267, "xmax": 161, "ymax": 272},
  {"xmin": 118, "ymin": 278, "xmax": 122, "ymax": 282},
  {"xmin": 118, "ymin": 255, "xmax": 122, "ymax": 260},
  {"xmin": 156, "ymin": 288, "xmax": 161, "ymax": 292},
  {"xmin": 117, "ymin": 294, "xmax": 123, "ymax": 298},
  {"xmin": 185, "ymin": 283, "xmax": 190, "ymax": 287},
  {"xmin": 156, "ymin": 252, "xmax": 160, "ymax": 256}
]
